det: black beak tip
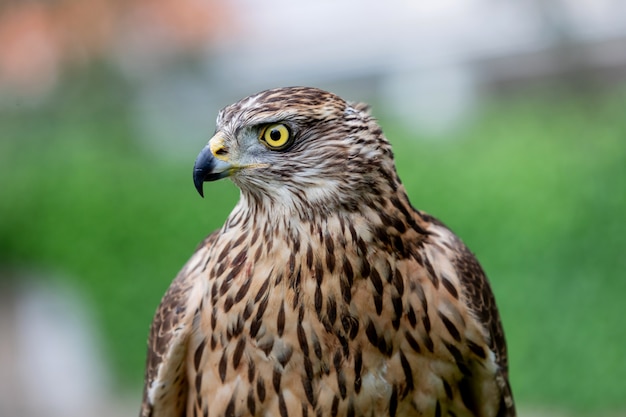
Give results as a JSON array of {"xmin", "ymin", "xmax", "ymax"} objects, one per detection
[
  {"xmin": 193, "ymin": 170, "xmax": 205, "ymax": 198},
  {"xmin": 193, "ymin": 146, "xmax": 214, "ymax": 198}
]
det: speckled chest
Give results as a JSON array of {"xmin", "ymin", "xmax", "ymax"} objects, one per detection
[{"xmin": 186, "ymin": 221, "xmax": 484, "ymax": 417}]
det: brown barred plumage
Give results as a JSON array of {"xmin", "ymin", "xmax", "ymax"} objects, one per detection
[{"xmin": 140, "ymin": 87, "xmax": 515, "ymax": 417}]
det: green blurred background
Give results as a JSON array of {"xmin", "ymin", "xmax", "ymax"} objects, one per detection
[{"xmin": 1, "ymin": 1, "xmax": 625, "ymax": 416}]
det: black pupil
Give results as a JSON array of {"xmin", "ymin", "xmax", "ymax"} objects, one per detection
[{"xmin": 269, "ymin": 129, "xmax": 282, "ymax": 141}]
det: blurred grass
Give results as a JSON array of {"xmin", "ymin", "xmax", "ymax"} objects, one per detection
[{"xmin": 1, "ymin": 70, "xmax": 625, "ymax": 414}]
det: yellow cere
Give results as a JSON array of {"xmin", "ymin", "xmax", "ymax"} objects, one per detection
[{"xmin": 209, "ymin": 133, "xmax": 229, "ymax": 161}]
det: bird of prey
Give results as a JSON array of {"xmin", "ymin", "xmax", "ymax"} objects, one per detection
[{"xmin": 140, "ymin": 87, "xmax": 515, "ymax": 417}]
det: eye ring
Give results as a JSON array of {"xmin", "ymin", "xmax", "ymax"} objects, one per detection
[{"xmin": 259, "ymin": 123, "xmax": 293, "ymax": 151}]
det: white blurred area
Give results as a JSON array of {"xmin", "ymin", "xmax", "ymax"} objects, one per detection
[
  {"xmin": 0, "ymin": 273, "xmax": 134, "ymax": 417},
  {"xmin": 136, "ymin": 0, "xmax": 626, "ymax": 153},
  {"xmin": 1, "ymin": 0, "xmax": 626, "ymax": 148}
]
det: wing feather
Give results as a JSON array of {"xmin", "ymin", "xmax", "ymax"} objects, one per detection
[
  {"xmin": 453, "ymin": 245, "xmax": 515, "ymax": 417},
  {"xmin": 140, "ymin": 234, "xmax": 216, "ymax": 417},
  {"xmin": 420, "ymin": 211, "xmax": 516, "ymax": 417}
]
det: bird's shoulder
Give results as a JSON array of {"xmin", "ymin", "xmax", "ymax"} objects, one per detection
[
  {"xmin": 417, "ymin": 210, "xmax": 508, "ymax": 370},
  {"xmin": 140, "ymin": 232, "xmax": 218, "ymax": 417},
  {"xmin": 412, "ymin": 209, "xmax": 515, "ymax": 416}
]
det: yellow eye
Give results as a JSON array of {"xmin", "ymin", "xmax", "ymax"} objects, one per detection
[{"xmin": 260, "ymin": 123, "xmax": 292, "ymax": 150}]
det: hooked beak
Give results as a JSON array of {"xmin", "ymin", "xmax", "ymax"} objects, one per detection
[{"xmin": 192, "ymin": 133, "xmax": 232, "ymax": 197}]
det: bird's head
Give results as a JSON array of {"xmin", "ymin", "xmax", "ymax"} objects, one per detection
[{"xmin": 193, "ymin": 87, "xmax": 401, "ymax": 216}]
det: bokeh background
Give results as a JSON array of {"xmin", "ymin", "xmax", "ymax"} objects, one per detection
[{"xmin": 1, "ymin": 0, "xmax": 625, "ymax": 416}]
